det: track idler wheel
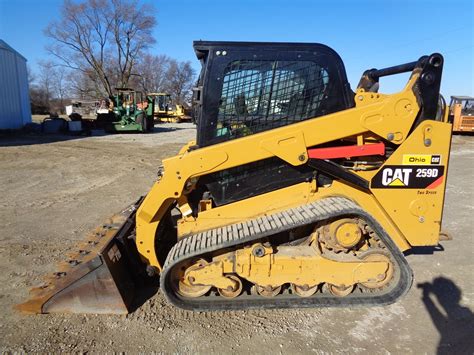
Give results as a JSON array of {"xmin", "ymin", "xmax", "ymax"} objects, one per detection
[
  {"xmin": 359, "ymin": 251, "xmax": 394, "ymax": 289},
  {"xmin": 291, "ymin": 283, "xmax": 318, "ymax": 297},
  {"xmin": 173, "ymin": 259, "xmax": 212, "ymax": 298},
  {"xmin": 217, "ymin": 275, "xmax": 243, "ymax": 299}
]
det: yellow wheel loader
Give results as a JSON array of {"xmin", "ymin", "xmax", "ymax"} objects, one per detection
[
  {"xmin": 17, "ymin": 41, "xmax": 452, "ymax": 314},
  {"xmin": 448, "ymin": 95, "xmax": 474, "ymax": 133},
  {"xmin": 149, "ymin": 93, "xmax": 188, "ymax": 123}
]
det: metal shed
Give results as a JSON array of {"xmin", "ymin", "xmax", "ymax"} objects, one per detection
[{"xmin": 0, "ymin": 39, "xmax": 31, "ymax": 129}]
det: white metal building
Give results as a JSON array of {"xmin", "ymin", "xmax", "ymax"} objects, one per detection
[{"xmin": 0, "ymin": 39, "xmax": 31, "ymax": 129}]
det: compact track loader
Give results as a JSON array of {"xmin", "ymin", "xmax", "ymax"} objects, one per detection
[{"xmin": 17, "ymin": 41, "xmax": 452, "ymax": 314}]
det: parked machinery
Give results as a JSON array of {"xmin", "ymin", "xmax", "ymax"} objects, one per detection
[
  {"xmin": 17, "ymin": 41, "xmax": 452, "ymax": 314},
  {"xmin": 148, "ymin": 93, "xmax": 189, "ymax": 123},
  {"xmin": 96, "ymin": 88, "xmax": 155, "ymax": 133},
  {"xmin": 448, "ymin": 96, "xmax": 474, "ymax": 133}
]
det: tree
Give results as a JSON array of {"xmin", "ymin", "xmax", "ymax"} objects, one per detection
[
  {"xmin": 27, "ymin": 65, "xmax": 36, "ymax": 86},
  {"xmin": 37, "ymin": 62, "xmax": 54, "ymax": 105},
  {"xmin": 27, "ymin": 65, "xmax": 50, "ymax": 115},
  {"xmin": 165, "ymin": 60, "xmax": 195, "ymax": 106},
  {"xmin": 52, "ymin": 65, "xmax": 68, "ymax": 110},
  {"xmin": 134, "ymin": 55, "xmax": 196, "ymax": 106},
  {"xmin": 45, "ymin": 0, "xmax": 156, "ymax": 97},
  {"xmin": 68, "ymin": 69, "xmax": 105, "ymax": 99},
  {"xmin": 134, "ymin": 54, "xmax": 172, "ymax": 93},
  {"xmin": 29, "ymin": 87, "xmax": 50, "ymax": 114},
  {"xmin": 29, "ymin": 65, "xmax": 52, "ymax": 114},
  {"xmin": 32, "ymin": 61, "xmax": 70, "ymax": 113}
]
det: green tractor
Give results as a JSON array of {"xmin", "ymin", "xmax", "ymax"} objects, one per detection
[{"xmin": 97, "ymin": 88, "xmax": 155, "ymax": 133}]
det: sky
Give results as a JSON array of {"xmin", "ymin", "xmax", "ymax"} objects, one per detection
[{"xmin": 0, "ymin": 0, "xmax": 472, "ymax": 99}]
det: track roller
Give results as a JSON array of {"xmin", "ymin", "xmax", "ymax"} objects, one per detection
[
  {"xmin": 217, "ymin": 275, "xmax": 243, "ymax": 298},
  {"xmin": 255, "ymin": 285, "xmax": 282, "ymax": 298},
  {"xmin": 291, "ymin": 284, "xmax": 319, "ymax": 297}
]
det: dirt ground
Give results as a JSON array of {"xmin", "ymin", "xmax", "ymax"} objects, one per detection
[{"xmin": 0, "ymin": 124, "xmax": 472, "ymax": 354}]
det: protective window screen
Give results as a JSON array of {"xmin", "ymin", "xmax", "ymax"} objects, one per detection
[{"xmin": 215, "ymin": 60, "xmax": 329, "ymax": 141}]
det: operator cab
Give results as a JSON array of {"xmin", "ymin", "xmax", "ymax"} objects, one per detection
[{"xmin": 192, "ymin": 41, "xmax": 355, "ymax": 147}]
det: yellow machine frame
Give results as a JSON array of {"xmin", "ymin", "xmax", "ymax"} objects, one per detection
[
  {"xmin": 136, "ymin": 70, "xmax": 452, "ymax": 271},
  {"xmin": 15, "ymin": 42, "xmax": 452, "ymax": 315}
]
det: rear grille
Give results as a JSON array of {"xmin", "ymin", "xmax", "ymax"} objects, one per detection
[{"xmin": 460, "ymin": 116, "xmax": 474, "ymax": 130}]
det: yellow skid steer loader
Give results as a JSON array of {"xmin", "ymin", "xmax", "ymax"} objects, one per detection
[{"xmin": 17, "ymin": 41, "xmax": 452, "ymax": 314}]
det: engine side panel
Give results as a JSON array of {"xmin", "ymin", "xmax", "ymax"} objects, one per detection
[{"xmin": 370, "ymin": 120, "xmax": 452, "ymax": 246}]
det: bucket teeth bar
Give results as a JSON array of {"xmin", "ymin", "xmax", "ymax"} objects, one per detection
[{"xmin": 15, "ymin": 200, "xmax": 143, "ymax": 315}]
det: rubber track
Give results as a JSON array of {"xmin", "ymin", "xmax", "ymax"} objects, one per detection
[{"xmin": 161, "ymin": 197, "xmax": 413, "ymax": 311}]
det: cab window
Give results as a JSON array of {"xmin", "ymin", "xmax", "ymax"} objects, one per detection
[{"xmin": 214, "ymin": 60, "xmax": 330, "ymax": 140}]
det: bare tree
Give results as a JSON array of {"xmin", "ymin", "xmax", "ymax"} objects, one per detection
[
  {"xmin": 135, "ymin": 54, "xmax": 171, "ymax": 93},
  {"xmin": 54, "ymin": 66, "xmax": 68, "ymax": 109},
  {"xmin": 45, "ymin": 0, "xmax": 156, "ymax": 97},
  {"xmin": 165, "ymin": 60, "xmax": 195, "ymax": 106},
  {"xmin": 34, "ymin": 61, "xmax": 71, "ymax": 113},
  {"xmin": 37, "ymin": 62, "xmax": 54, "ymax": 104},
  {"xmin": 27, "ymin": 65, "xmax": 36, "ymax": 86},
  {"xmin": 68, "ymin": 69, "xmax": 105, "ymax": 99},
  {"xmin": 40, "ymin": 61, "xmax": 70, "ymax": 109},
  {"xmin": 134, "ymin": 55, "xmax": 195, "ymax": 105},
  {"xmin": 29, "ymin": 86, "xmax": 50, "ymax": 114}
]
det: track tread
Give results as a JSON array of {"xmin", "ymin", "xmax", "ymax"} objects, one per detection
[{"xmin": 161, "ymin": 197, "xmax": 413, "ymax": 311}]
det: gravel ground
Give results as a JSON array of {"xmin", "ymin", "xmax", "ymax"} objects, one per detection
[{"xmin": 0, "ymin": 124, "xmax": 472, "ymax": 354}]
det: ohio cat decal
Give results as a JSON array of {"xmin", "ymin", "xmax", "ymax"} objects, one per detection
[
  {"xmin": 402, "ymin": 154, "xmax": 442, "ymax": 165},
  {"xmin": 371, "ymin": 165, "xmax": 445, "ymax": 189}
]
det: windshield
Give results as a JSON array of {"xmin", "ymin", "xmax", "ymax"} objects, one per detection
[{"xmin": 214, "ymin": 60, "xmax": 330, "ymax": 140}]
